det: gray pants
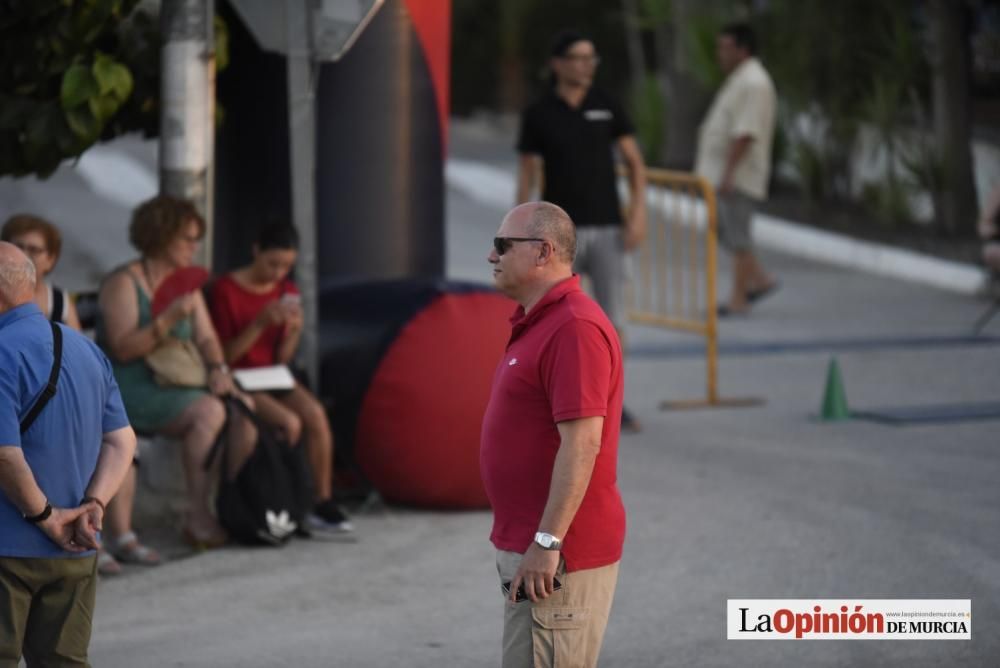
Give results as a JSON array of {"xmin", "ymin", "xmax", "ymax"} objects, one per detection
[{"xmin": 574, "ymin": 225, "xmax": 626, "ymax": 329}]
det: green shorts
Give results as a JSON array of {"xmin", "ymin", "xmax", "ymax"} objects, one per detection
[{"xmin": 0, "ymin": 554, "xmax": 98, "ymax": 667}]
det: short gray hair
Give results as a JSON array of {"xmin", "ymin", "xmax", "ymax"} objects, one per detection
[
  {"xmin": 526, "ymin": 202, "xmax": 576, "ymax": 263},
  {"xmin": 0, "ymin": 243, "xmax": 36, "ymax": 303}
]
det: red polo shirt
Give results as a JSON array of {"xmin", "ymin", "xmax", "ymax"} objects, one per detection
[{"xmin": 480, "ymin": 275, "xmax": 626, "ymax": 572}]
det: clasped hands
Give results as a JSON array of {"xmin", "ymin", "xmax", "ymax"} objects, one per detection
[{"xmin": 38, "ymin": 499, "xmax": 105, "ymax": 553}]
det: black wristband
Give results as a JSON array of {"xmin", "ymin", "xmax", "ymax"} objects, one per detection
[{"xmin": 24, "ymin": 502, "xmax": 52, "ymax": 524}]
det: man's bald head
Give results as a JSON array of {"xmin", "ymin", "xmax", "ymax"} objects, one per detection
[
  {"xmin": 0, "ymin": 241, "xmax": 36, "ymax": 310},
  {"xmin": 506, "ymin": 201, "xmax": 577, "ymax": 264}
]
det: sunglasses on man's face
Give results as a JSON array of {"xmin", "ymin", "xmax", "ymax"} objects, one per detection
[{"xmin": 493, "ymin": 237, "xmax": 545, "ymax": 256}]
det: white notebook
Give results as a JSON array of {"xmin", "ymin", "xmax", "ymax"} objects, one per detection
[{"xmin": 233, "ymin": 365, "xmax": 296, "ymax": 391}]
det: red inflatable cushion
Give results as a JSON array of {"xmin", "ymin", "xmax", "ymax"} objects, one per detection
[{"xmin": 356, "ymin": 291, "xmax": 516, "ymax": 508}]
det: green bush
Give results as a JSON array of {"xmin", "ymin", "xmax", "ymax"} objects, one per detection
[
  {"xmin": 861, "ymin": 179, "xmax": 913, "ymax": 228},
  {"xmin": 790, "ymin": 135, "xmax": 829, "ymax": 202},
  {"xmin": 630, "ymin": 74, "xmax": 665, "ymax": 165},
  {"xmin": 0, "ymin": 0, "xmax": 229, "ymax": 179}
]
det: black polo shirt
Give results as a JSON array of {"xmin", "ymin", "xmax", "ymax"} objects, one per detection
[{"xmin": 517, "ymin": 88, "xmax": 635, "ymax": 227}]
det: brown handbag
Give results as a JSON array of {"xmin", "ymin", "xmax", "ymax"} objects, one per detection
[{"xmin": 145, "ymin": 336, "xmax": 207, "ymax": 387}]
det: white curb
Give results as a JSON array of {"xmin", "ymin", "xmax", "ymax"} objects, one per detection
[{"xmin": 445, "ymin": 158, "xmax": 989, "ymax": 295}]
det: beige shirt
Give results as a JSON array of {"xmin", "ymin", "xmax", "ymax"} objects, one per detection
[{"xmin": 695, "ymin": 57, "xmax": 777, "ymax": 201}]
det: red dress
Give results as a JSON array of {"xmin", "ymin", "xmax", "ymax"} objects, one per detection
[{"xmin": 209, "ymin": 274, "xmax": 299, "ymax": 369}]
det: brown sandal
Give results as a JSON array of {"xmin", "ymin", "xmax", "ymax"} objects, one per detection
[{"xmin": 181, "ymin": 526, "xmax": 228, "ymax": 551}]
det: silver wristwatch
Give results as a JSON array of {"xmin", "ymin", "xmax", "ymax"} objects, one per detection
[{"xmin": 534, "ymin": 532, "xmax": 562, "ymax": 551}]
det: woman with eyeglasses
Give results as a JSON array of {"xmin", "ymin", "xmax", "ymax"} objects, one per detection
[
  {"xmin": 1, "ymin": 215, "xmax": 82, "ymax": 330},
  {"xmin": 97, "ymin": 195, "xmax": 257, "ymax": 566}
]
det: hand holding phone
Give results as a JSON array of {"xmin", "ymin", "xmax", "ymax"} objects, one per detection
[
  {"xmin": 502, "ymin": 577, "xmax": 561, "ymax": 603},
  {"xmin": 279, "ymin": 293, "xmax": 304, "ymax": 331}
]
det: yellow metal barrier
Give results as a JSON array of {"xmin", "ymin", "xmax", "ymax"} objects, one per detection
[{"xmin": 626, "ymin": 167, "xmax": 761, "ymax": 409}]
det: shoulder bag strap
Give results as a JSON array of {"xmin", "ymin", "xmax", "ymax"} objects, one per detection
[{"xmin": 20, "ymin": 321, "xmax": 63, "ymax": 434}]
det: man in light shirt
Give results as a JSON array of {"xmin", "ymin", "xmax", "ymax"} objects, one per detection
[{"xmin": 695, "ymin": 23, "xmax": 778, "ymax": 316}]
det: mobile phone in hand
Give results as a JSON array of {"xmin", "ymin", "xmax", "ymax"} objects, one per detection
[{"xmin": 502, "ymin": 577, "xmax": 562, "ymax": 602}]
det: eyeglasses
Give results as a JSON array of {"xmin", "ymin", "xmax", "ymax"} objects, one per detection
[
  {"xmin": 13, "ymin": 241, "xmax": 48, "ymax": 257},
  {"xmin": 560, "ymin": 54, "xmax": 601, "ymax": 66},
  {"xmin": 493, "ymin": 237, "xmax": 545, "ymax": 256}
]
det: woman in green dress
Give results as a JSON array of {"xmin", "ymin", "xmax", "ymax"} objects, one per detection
[{"xmin": 98, "ymin": 195, "xmax": 255, "ymax": 551}]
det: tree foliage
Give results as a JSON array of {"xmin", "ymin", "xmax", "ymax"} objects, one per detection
[
  {"xmin": 757, "ymin": 1, "xmax": 929, "ymax": 201},
  {"xmin": 0, "ymin": 0, "xmax": 157, "ymax": 177},
  {"xmin": 0, "ymin": 0, "xmax": 228, "ymax": 180},
  {"xmin": 451, "ymin": 0, "xmax": 632, "ymax": 114}
]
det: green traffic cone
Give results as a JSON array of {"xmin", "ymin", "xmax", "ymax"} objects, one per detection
[{"xmin": 820, "ymin": 357, "xmax": 850, "ymax": 421}]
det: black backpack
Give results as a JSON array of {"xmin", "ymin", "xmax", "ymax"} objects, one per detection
[{"xmin": 205, "ymin": 397, "xmax": 313, "ymax": 546}]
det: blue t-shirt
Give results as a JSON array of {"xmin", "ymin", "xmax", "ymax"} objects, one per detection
[{"xmin": 0, "ymin": 303, "xmax": 130, "ymax": 558}]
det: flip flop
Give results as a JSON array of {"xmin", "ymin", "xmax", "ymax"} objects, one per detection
[
  {"xmin": 717, "ymin": 305, "xmax": 748, "ymax": 317},
  {"xmin": 747, "ymin": 282, "xmax": 780, "ymax": 304}
]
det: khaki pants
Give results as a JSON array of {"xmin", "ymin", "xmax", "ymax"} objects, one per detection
[
  {"xmin": 496, "ymin": 550, "xmax": 619, "ymax": 668},
  {"xmin": 0, "ymin": 555, "xmax": 98, "ymax": 668}
]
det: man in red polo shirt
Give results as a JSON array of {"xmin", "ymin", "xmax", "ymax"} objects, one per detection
[{"xmin": 481, "ymin": 202, "xmax": 626, "ymax": 668}]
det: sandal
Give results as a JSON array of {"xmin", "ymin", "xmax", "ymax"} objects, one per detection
[
  {"xmin": 111, "ymin": 531, "xmax": 162, "ymax": 566},
  {"xmin": 181, "ymin": 525, "xmax": 228, "ymax": 552},
  {"xmin": 97, "ymin": 549, "xmax": 123, "ymax": 576}
]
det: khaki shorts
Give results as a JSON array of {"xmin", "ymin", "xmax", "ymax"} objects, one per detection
[
  {"xmin": 0, "ymin": 554, "xmax": 98, "ymax": 667},
  {"xmin": 496, "ymin": 549, "xmax": 620, "ymax": 668},
  {"xmin": 716, "ymin": 191, "xmax": 758, "ymax": 252}
]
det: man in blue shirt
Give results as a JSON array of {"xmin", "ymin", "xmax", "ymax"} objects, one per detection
[{"xmin": 0, "ymin": 241, "xmax": 136, "ymax": 665}]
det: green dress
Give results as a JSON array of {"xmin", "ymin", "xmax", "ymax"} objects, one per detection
[{"xmin": 97, "ymin": 274, "xmax": 206, "ymax": 433}]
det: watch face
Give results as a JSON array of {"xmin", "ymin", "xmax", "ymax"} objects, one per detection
[{"xmin": 536, "ymin": 532, "xmax": 557, "ymax": 548}]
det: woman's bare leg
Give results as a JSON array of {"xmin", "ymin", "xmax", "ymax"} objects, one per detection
[
  {"xmin": 103, "ymin": 464, "xmax": 136, "ymax": 542},
  {"xmin": 161, "ymin": 394, "xmax": 226, "ymax": 538},
  {"xmin": 280, "ymin": 383, "xmax": 334, "ymax": 502}
]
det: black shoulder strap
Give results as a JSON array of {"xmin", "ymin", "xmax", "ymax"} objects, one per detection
[
  {"xmin": 20, "ymin": 321, "xmax": 63, "ymax": 434},
  {"xmin": 51, "ymin": 287, "xmax": 65, "ymax": 324}
]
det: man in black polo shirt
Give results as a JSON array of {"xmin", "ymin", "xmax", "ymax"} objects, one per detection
[{"xmin": 516, "ymin": 29, "xmax": 647, "ymax": 433}]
